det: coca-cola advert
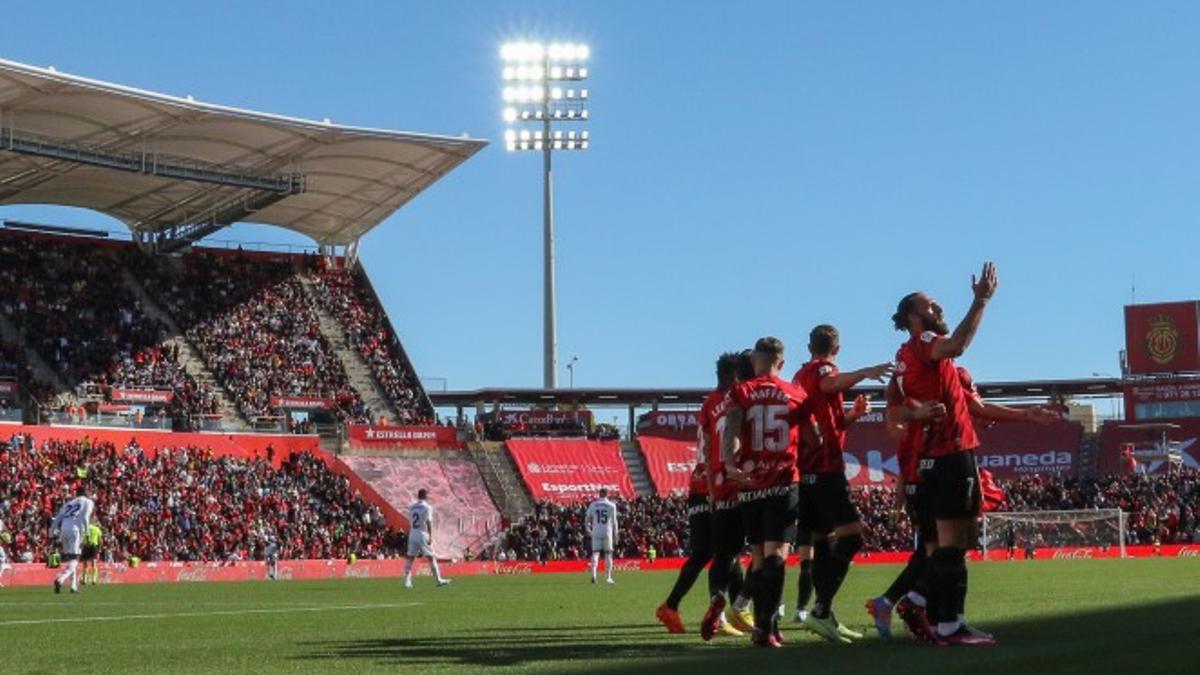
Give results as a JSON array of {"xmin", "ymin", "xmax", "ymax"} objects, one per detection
[
  {"xmin": 110, "ymin": 388, "xmax": 174, "ymax": 404},
  {"xmin": 347, "ymin": 425, "xmax": 463, "ymax": 449}
]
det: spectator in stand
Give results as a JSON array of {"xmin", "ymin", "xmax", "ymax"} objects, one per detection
[{"xmin": 0, "ymin": 437, "xmax": 400, "ymax": 563}]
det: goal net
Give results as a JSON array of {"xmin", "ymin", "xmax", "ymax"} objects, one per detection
[{"xmin": 980, "ymin": 509, "xmax": 1127, "ymax": 558}]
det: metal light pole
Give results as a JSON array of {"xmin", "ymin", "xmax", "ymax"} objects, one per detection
[
  {"xmin": 567, "ymin": 355, "xmax": 578, "ymax": 388},
  {"xmin": 501, "ymin": 41, "xmax": 590, "ymax": 389}
]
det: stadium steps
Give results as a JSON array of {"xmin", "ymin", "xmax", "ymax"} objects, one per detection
[
  {"xmin": 468, "ymin": 441, "xmax": 533, "ymax": 520},
  {"xmin": 118, "ymin": 266, "xmax": 250, "ymax": 431},
  {"xmin": 620, "ymin": 441, "xmax": 656, "ymax": 497},
  {"xmin": 297, "ymin": 275, "xmax": 401, "ymax": 424},
  {"xmin": 1080, "ymin": 433, "xmax": 1101, "ymax": 478},
  {"xmin": 0, "ymin": 312, "xmax": 76, "ymax": 410}
]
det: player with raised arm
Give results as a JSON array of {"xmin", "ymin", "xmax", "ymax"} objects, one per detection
[
  {"xmin": 586, "ymin": 489, "xmax": 619, "ymax": 584},
  {"xmin": 791, "ymin": 324, "xmax": 893, "ymax": 643},
  {"xmin": 722, "ymin": 337, "xmax": 816, "ymax": 648},
  {"xmin": 51, "ymin": 484, "xmax": 94, "ymax": 594},
  {"xmin": 890, "ymin": 262, "xmax": 997, "ymax": 646},
  {"xmin": 404, "ymin": 489, "xmax": 451, "ymax": 588}
]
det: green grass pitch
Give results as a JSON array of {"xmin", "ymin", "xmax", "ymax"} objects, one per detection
[{"xmin": 0, "ymin": 559, "xmax": 1195, "ymax": 674}]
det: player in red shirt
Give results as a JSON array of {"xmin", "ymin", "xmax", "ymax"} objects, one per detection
[
  {"xmin": 655, "ymin": 455, "xmax": 720, "ymax": 634},
  {"xmin": 721, "ymin": 337, "xmax": 817, "ymax": 648},
  {"xmin": 890, "ymin": 262, "xmax": 996, "ymax": 645},
  {"xmin": 697, "ymin": 351, "xmax": 757, "ymax": 640},
  {"xmin": 789, "ymin": 324, "xmax": 893, "ymax": 643}
]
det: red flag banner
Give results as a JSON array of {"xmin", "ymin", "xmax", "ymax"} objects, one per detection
[
  {"xmin": 505, "ymin": 439, "xmax": 634, "ymax": 503},
  {"xmin": 637, "ymin": 436, "xmax": 699, "ymax": 496}
]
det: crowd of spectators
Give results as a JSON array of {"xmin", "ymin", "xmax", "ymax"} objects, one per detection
[
  {"xmin": 490, "ymin": 471, "xmax": 1200, "ymax": 560},
  {"xmin": 138, "ymin": 251, "xmax": 370, "ymax": 425},
  {"xmin": 0, "ymin": 234, "xmax": 218, "ymax": 423},
  {"xmin": 0, "ymin": 435, "xmax": 403, "ymax": 563},
  {"xmin": 309, "ymin": 267, "xmax": 431, "ymax": 424}
]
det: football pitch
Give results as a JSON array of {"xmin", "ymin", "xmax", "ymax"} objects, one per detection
[{"xmin": 0, "ymin": 559, "xmax": 1195, "ymax": 675}]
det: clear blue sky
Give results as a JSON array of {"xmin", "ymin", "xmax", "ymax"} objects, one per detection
[{"xmin": 3, "ymin": 1, "xmax": 1198, "ymax": 390}]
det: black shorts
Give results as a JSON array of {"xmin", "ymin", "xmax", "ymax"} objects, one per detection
[
  {"xmin": 739, "ymin": 484, "xmax": 799, "ymax": 546},
  {"xmin": 919, "ymin": 451, "xmax": 981, "ymax": 521},
  {"xmin": 712, "ymin": 502, "xmax": 746, "ymax": 558},
  {"xmin": 686, "ymin": 499, "xmax": 713, "ymax": 560},
  {"xmin": 905, "ymin": 482, "xmax": 937, "ymax": 548},
  {"xmin": 80, "ymin": 544, "xmax": 98, "ymax": 562},
  {"xmin": 797, "ymin": 472, "xmax": 861, "ymax": 534}
]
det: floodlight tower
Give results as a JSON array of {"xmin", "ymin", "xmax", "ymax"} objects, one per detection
[{"xmin": 501, "ymin": 41, "xmax": 590, "ymax": 389}]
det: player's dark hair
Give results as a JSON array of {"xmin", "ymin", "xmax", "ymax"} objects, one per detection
[
  {"xmin": 715, "ymin": 351, "xmax": 741, "ymax": 389},
  {"xmin": 737, "ymin": 350, "xmax": 755, "ymax": 380},
  {"xmin": 599, "ymin": 488, "xmax": 608, "ymax": 498},
  {"xmin": 75, "ymin": 484, "xmax": 86, "ymax": 496},
  {"xmin": 417, "ymin": 488, "xmax": 428, "ymax": 500},
  {"xmin": 809, "ymin": 324, "xmax": 839, "ymax": 357},
  {"xmin": 753, "ymin": 336, "xmax": 785, "ymax": 360},
  {"xmin": 893, "ymin": 293, "xmax": 920, "ymax": 331}
]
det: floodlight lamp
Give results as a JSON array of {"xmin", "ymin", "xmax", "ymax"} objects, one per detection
[
  {"xmin": 581, "ymin": 131, "xmax": 590, "ymax": 140},
  {"xmin": 504, "ymin": 129, "xmax": 517, "ymax": 142},
  {"xmin": 534, "ymin": 110, "xmax": 544, "ymax": 119},
  {"xmin": 554, "ymin": 130, "xmax": 563, "ymax": 140},
  {"xmin": 580, "ymin": 140, "xmax": 589, "ymax": 150},
  {"xmin": 578, "ymin": 67, "xmax": 589, "ymax": 78},
  {"xmin": 565, "ymin": 67, "xmax": 576, "ymax": 78},
  {"xmin": 566, "ymin": 109, "xmax": 576, "ymax": 118},
  {"xmin": 501, "ymin": 44, "xmax": 518, "ymax": 60},
  {"xmin": 551, "ymin": 88, "xmax": 563, "ymax": 100},
  {"xmin": 534, "ymin": 141, "xmax": 544, "ymax": 150},
  {"xmin": 566, "ymin": 140, "xmax": 576, "ymax": 150},
  {"xmin": 580, "ymin": 89, "xmax": 589, "ymax": 99},
  {"xmin": 529, "ymin": 66, "xmax": 545, "ymax": 80},
  {"xmin": 581, "ymin": 110, "xmax": 589, "ymax": 119},
  {"xmin": 520, "ymin": 110, "xmax": 532, "ymax": 120},
  {"xmin": 528, "ymin": 43, "xmax": 545, "ymax": 60},
  {"xmin": 550, "ymin": 66, "xmax": 563, "ymax": 79},
  {"xmin": 502, "ymin": 87, "xmax": 516, "ymax": 102},
  {"xmin": 520, "ymin": 129, "xmax": 531, "ymax": 141},
  {"xmin": 503, "ymin": 108, "xmax": 517, "ymax": 122},
  {"xmin": 506, "ymin": 140, "xmax": 516, "ymax": 151},
  {"xmin": 553, "ymin": 110, "xmax": 563, "ymax": 119},
  {"xmin": 554, "ymin": 141, "xmax": 563, "ymax": 149},
  {"xmin": 503, "ymin": 67, "xmax": 515, "ymax": 80},
  {"xmin": 577, "ymin": 45, "xmax": 590, "ymax": 60},
  {"xmin": 520, "ymin": 141, "xmax": 530, "ymax": 150}
]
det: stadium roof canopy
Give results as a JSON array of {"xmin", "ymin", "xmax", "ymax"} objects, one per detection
[{"xmin": 0, "ymin": 57, "xmax": 486, "ymax": 250}]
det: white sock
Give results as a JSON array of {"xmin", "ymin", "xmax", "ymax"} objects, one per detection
[
  {"xmin": 67, "ymin": 560, "xmax": 78, "ymax": 590},
  {"xmin": 430, "ymin": 558, "xmax": 443, "ymax": 582},
  {"xmin": 958, "ymin": 613, "xmax": 967, "ymax": 624},
  {"xmin": 590, "ymin": 553, "xmax": 599, "ymax": 579},
  {"xmin": 604, "ymin": 553, "xmax": 614, "ymax": 579},
  {"xmin": 937, "ymin": 620, "xmax": 962, "ymax": 636},
  {"xmin": 905, "ymin": 591, "xmax": 927, "ymax": 607},
  {"xmin": 403, "ymin": 558, "xmax": 414, "ymax": 582}
]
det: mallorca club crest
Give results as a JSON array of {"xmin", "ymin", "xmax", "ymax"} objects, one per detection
[{"xmin": 1145, "ymin": 314, "xmax": 1180, "ymax": 366}]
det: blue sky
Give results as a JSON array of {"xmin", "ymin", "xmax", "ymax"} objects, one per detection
[{"xmin": 3, "ymin": 1, "xmax": 1198, "ymax": 391}]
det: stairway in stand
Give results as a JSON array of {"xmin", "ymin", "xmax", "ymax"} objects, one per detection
[{"xmin": 620, "ymin": 441, "xmax": 656, "ymax": 497}]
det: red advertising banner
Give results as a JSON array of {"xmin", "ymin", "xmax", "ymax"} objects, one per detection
[
  {"xmin": 505, "ymin": 439, "xmax": 634, "ymax": 503},
  {"xmin": 1098, "ymin": 419, "xmax": 1200, "ymax": 475},
  {"xmin": 841, "ymin": 417, "xmax": 1083, "ymax": 485},
  {"xmin": 1125, "ymin": 302, "xmax": 1200, "ymax": 375},
  {"xmin": 269, "ymin": 396, "xmax": 332, "ymax": 410},
  {"xmin": 636, "ymin": 410, "xmax": 699, "ymax": 441},
  {"xmin": 496, "ymin": 409, "xmax": 593, "ymax": 428},
  {"xmin": 637, "ymin": 436, "xmax": 699, "ymax": 496},
  {"xmin": 0, "ymin": 544, "xmax": 1189, "ymax": 587},
  {"xmin": 0, "ymin": 379, "xmax": 18, "ymax": 394},
  {"xmin": 110, "ymin": 388, "xmax": 174, "ymax": 404},
  {"xmin": 346, "ymin": 425, "xmax": 462, "ymax": 449}
]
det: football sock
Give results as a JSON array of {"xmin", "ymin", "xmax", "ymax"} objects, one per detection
[
  {"xmin": 957, "ymin": 564, "xmax": 968, "ymax": 620},
  {"xmin": 589, "ymin": 553, "xmax": 599, "ymax": 579},
  {"xmin": 809, "ymin": 538, "xmax": 833, "ymax": 618},
  {"xmin": 727, "ymin": 559, "xmax": 744, "ymax": 602},
  {"xmin": 429, "ymin": 557, "xmax": 444, "ymax": 583},
  {"xmin": 666, "ymin": 551, "xmax": 710, "ymax": 610},
  {"xmin": 758, "ymin": 555, "xmax": 786, "ymax": 630},
  {"xmin": 604, "ymin": 553, "xmax": 614, "ymax": 580},
  {"xmin": 403, "ymin": 557, "xmax": 414, "ymax": 581},
  {"xmin": 885, "ymin": 549, "xmax": 926, "ymax": 605},
  {"xmin": 796, "ymin": 558, "xmax": 813, "ymax": 610},
  {"xmin": 932, "ymin": 547, "xmax": 965, "ymax": 632}
]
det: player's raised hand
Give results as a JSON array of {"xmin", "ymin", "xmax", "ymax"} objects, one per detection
[
  {"xmin": 862, "ymin": 362, "xmax": 894, "ymax": 383},
  {"xmin": 972, "ymin": 261, "xmax": 998, "ymax": 301},
  {"xmin": 851, "ymin": 394, "xmax": 871, "ymax": 417},
  {"xmin": 1024, "ymin": 405, "xmax": 1063, "ymax": 425}
]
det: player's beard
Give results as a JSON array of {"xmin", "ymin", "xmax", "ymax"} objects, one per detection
[{"xmin": 921, "ymin": 313, "xmax": 949, "ymax": 335}]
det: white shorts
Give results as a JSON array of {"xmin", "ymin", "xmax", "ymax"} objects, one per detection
[
  {"xmin": 591, "ymin": 534, "xmax": 613, "ymax": 554},
  {"xmin": 60, "ymin": 528, "xmax": 82, "ymax": 557},
  {"xmin": 407, "ymin": 531, "xmax": 434, "ymax": 558}
]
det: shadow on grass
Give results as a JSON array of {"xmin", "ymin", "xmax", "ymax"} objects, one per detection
[{"xmin": 296, "ymin": 596, "xmax": 1199, "ymax": 674}]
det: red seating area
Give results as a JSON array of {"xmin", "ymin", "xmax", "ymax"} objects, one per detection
[{"xmin": 340, "ymin": 454, "xmax": 501, "ymax": 558}]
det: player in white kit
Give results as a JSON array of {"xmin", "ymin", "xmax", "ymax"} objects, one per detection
[
  {"xmin": 51, "ymin": 485, "xmax": 94, "ymax": 594},
  {"xmin": 265, "ymin": 538, "xmax": 280, "ymax": 580},
  {"xmin": 404, "ymin": 489, "xmax": 450, "ymax": 588},
  {"xmin": 586, "ymin": 488, "xmax": 619, "ymax": 584}
]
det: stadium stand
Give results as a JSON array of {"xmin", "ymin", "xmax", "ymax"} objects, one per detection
[
  {"xmin": 0, "ymin": 434, "xmax": 403, "ymax": 564},
  {"xmin": 489, "ymin": 471, "xmax": 1200, "ymax": 560},
  {"xmin": 340, "ymin": 452, "xmax": 501, "ymax": 559}
]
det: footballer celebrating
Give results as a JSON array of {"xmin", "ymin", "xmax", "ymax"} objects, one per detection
[
  {"xmin": 791, "ymin": 324, "xmax": 893, "ymax": 643},
  {"xmin": 890, "ymin": 262, "xmax": 997, "ymax": 646},
  {"xmin": 722, "ymin": 337, "xmax": 817, "ymax": 648}
]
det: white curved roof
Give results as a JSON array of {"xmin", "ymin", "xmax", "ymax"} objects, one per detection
[{"xmin": 0, "ymin": 58, "xmax": 486, "ymax": 245}]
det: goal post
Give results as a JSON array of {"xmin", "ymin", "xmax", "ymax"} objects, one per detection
[{"xmin": 981, "ymin": 509, "xmax": 1127, "ymax": 558}]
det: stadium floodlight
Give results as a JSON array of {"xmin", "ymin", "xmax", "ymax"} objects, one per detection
[{"xmin": 500, "ymin": 40, "xmax": 591, "ymax": 389}]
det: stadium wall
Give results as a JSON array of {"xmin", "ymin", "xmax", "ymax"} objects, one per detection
[{"xmin": 1, "ymin": 545, "xmax": 1192, "ymax": 587}]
